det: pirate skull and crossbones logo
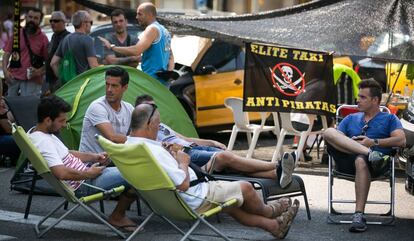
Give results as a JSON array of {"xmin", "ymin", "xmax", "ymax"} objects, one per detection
[{"xmin": 270, "ymin": 63, "xmax": 306, "ymax": 96}]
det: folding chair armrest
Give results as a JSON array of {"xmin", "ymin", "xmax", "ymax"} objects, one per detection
[
  {"xmin": 80, "ymin": 185, "xmax": 125, "ymax": 203},
  {"xmin": 201, "ymin": 198, "xmax": 237, "ymax": 217}
]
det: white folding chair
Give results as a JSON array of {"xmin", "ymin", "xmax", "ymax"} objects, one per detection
[
  {"xmin": 271, "ymin": 113, "xmax": 328, "ymax": 163},
  {"xmin": 224, "ymin": 97, "xmax": 279, "ymax": 158}
]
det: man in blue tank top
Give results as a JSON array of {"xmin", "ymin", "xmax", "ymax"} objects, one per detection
[{"xmin": 99, "ymin": 2, "xmax": 173, "ymax": 85}]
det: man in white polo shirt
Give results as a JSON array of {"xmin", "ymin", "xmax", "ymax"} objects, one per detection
[{"xmin": 29, "ymin": 95, "xmax": 137, "ymax": 232}]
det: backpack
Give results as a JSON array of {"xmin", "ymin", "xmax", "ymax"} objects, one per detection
[{"xmin": 58, "ymin": 40, "xmax": 77, "ymax": 85}]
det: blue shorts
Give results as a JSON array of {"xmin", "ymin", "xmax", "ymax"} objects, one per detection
[
  {"xmin": 188, "ymin": 145, "xmax": 224, "ymax": 167},
  {"xmin": 75, "ymin": 167, "xmax": 129, "ymax": 197}
]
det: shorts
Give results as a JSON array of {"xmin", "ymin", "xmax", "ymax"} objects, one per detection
[
  {"xmin": 188, "ymin": 145, "xmax": 224, "ymax": 167},
  {"xmin": 195, "ymin": 181, "xmax": 243, "ymax": 213},
  {"xmin": 327, "ymin": 145, "xmax": 387, "ymax": 178}
]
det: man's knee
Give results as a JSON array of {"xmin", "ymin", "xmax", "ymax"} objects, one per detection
[
  {"xmin": 238, "ymin": 181, "xmax": 255, "ymax": 197},
  {"xmin": 355, "ymin": 156, "xmax": 369, "ymax": 170},
  {"xmin": 214, "ymin": 151, "xmax": 233, "ymax": 167},
  {"xmin": 322, "ymin": 127, "xmax": 338, "ymax": 142}
]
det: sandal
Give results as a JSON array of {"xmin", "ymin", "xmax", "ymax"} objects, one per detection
[
  {"xmin": 269, "ymin": 197, "xmax": 292, "ymax": 218},
  {"xmin": 273, "ymin": 199, "xmax": 300, "ymax": 239}
]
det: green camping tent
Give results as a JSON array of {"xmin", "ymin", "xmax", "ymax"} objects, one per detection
[{"xmin": 55, "ymin": 65, "xmax": 198, "ymax": 150}]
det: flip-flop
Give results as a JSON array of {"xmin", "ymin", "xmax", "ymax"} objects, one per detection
[{"xmin": 113, "ymin": 224, "xmax": 144, "ymax": 233}]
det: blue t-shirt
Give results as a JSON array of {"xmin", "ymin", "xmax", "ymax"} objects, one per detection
[
  {"xmin": 141, "ymin": 21, "xmax": 171, "ymax": 84},
  {"xmin": 338, "ymin": 112, "xmax": 402, "ymax": 154}
]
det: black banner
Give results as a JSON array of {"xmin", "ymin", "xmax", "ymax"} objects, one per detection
[
  {"xmin": 9, "ymin": 0, "xmax": 21, "ymax": 68},
  {"xmin": 243, "ymin": 43, "xmax": 337, "ymax": 116}
]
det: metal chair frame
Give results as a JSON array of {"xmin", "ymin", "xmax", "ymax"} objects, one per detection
[{"xmin": 327, "ymin": 105, "xmax": 396, "ymax": 225}]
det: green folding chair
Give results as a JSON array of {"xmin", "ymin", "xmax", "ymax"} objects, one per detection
[
  {"xmin": 11, "ymin": 124, "xmax": 126, "ymax": 238},
  {"xmin": 97, "ymin": 135, "xmax": 238, "ymax": 241}
]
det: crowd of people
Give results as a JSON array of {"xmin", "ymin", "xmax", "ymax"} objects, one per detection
[{"xmin": 1, "ymin": 2, "xmax": 172, "ymax": 99}]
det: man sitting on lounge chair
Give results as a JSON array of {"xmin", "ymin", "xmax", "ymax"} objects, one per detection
[
  {"xmin": 29, "ymin": 95, "xmax": 138, "ymax": 232},
  {"xmin": 135, "ymin": 94, "xmax": 298, "ymax": 188},
  {"xmin": 126, "ymin": 103, "xmax": 300, "ymax": 239}
]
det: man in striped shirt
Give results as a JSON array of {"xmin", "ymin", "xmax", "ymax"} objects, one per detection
[{"xmin": 29, "ymin": 95, "xmax": 138, "ymax": 232}]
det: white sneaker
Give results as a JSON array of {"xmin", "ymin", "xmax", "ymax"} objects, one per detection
[{"xmin": 280, "ymin": 152, "xmax": 295, "ymax": 188}]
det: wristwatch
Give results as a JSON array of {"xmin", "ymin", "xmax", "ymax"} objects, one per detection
[
  {"xmin": 373, "ymin": 138, "xmax": 379, "ymax": 146},
  {"xmin": 110, "ymin": 44, "xmax": 116, "ymax": 50}
]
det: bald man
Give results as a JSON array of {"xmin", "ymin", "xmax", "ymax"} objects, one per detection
[{"xmin": 99, "ymin": 2, "xmax": 174, "ymax": 85}]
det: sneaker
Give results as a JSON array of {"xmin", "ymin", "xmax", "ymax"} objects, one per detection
[
  {"xmin": 349, "ymin": 212, "xmax": 367, "ymax": 233},
  {"xmin": 368, "ymin": 151, "xmax": 390, "ymax": 174},
  {"xmin": 280, "ymin": 152, "xmax": 295, "ymax": 188}
]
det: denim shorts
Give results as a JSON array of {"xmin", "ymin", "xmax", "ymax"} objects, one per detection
[
  {"xmin": 188, "ymin": 145, "xmax": 224, "ymax": 167},
  {"xmin": 75, "ymin": 167, "xmax": 129, "ymax": 197}
]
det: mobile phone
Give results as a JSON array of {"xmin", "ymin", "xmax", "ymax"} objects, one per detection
[{"xmin": 182, "ymin": 146, "xmax": 192, "ymax": 154}]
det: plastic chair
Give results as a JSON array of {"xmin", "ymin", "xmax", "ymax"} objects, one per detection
[
  {"xmin": 11, "ymin": 124, "xmax": 126, "ymax": 238},
  {"xmin": 327, "ymin": 105, "xmax": 396, "ymax": 225},
  {"xmin": 271, "ymin": 113, "xmax": 328, "ymax": 162},
  {"xmin": 224, "ymin": 97, "xmax": 279, "ymax": 158},
  {"xmin": 97, "ymin": 135, "xmax": 238, "ymax": 241}
]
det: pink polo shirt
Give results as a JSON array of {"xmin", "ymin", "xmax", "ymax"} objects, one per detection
[{"xmin": 4, "ymin": 28, "xmax": 49, "ymax": 83}]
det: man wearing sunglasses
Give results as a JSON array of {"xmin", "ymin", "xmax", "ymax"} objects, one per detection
[
  {"xmin": 127, "ymin": 103, "xmax": 300, "ymax": 239},
  {"xmin": 323, "ymin": 79, "xmax": 405, "ymax": 233},
  {"xmin": 51, "ymin": 10, "xmax": 98, "ymax": 78},
  {"xmin": 79, "ymin": 66, "xmax": 133, "ymax": 154},
  {"xmin": 45, "ymin": 11, "xmax": 70, "ymax": 92},
  {"xmin": 135, "ymin": 94, "xmax": 297, "ymax": 189}
]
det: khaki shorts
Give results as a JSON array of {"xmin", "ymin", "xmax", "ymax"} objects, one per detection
[{"xmin": 195, "ymin": 181, "xmax": 244, "ymax": 213}]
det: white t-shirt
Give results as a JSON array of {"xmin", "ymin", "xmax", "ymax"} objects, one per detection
[
  {"xmin": 29, "ymin": 129, "xmax": 88, "ymax": 190},
  {"xmin": 126, "ymin": 136, "xmax": 207, "ymax": 210},
  {"xmin": 80, "ymin": 96, "xmax": 134, "ymax": 153},
  {"xmin": 157, "ymin": 123, "xmax": 193, "ymax": 146}
]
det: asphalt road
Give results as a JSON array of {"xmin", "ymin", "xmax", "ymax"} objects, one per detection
[{"xmin": 0, "ymin": 132, "xmax": 414, "ymax": 241}]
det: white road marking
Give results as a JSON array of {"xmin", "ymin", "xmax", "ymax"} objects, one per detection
[
  {"xmin": 0, "ymin": 235, "xmax": 17, "ymax": 240},
  {"xmin": 0, "ymin": 209, "xmax": 115, "ymax": 236}
]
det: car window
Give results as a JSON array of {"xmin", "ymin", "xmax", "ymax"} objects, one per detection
[{"xmin": 196, "ymin": 41, "xmax": 244, "ymax": 74}]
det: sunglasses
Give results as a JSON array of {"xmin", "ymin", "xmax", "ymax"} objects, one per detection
[
  {"xmin": 361, "ymin": 123, "xmax": 369, "ymax": 136},
  {"xmin": 147, "ymin": 103, "xmax": 158, "ymax": 125},
  {"xmin": 49, "ymin": 19, "xmax": 62, "ymax": 23}
]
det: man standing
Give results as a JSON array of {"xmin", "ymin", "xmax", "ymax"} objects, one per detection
[
  {"xmin": 99, "ymin": 2, "xmax": 174, "ymax": 85},
  {"xmin": 103, "ymin": 9, "xmax": 140, "ymax": 67},
  {"xmin": 79, "ymin": 66, "xmax": 133, "ymax": 153},
  {"xmin": 29, "ymin": 95, "xmax": 137, "ymax": 231},
  {"xmin": 51, "ymin": 10, "xmax": 98, "ymax": 78},
  {"xmin": 45, "ymin": 11, "xmax": 70, "ymax": 92},
  {"xmin": 323, "ymin": 79, "xmax": 405, "ymax": 233},
  {"xmin": 2, "ymin": 7, "xmax": 48, "ymax": 97},
  {"xmin": 127, "ymin": 103, "xmax": 300, "ymax": 239}
]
